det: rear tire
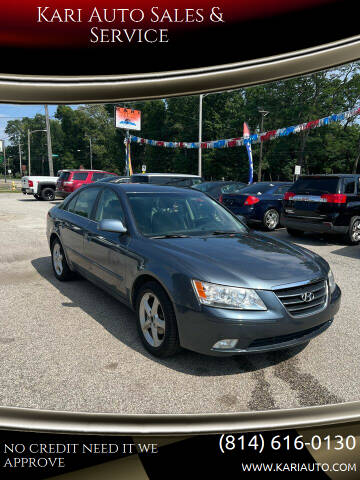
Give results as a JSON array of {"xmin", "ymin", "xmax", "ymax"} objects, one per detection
[
  {"xmin": 135, "ymin": 281, "xmax": 181, "ymax": 358},
  {"xmin": 286, "ymin": 228, "xmax": 304, "ymax": 237},
  {"xmin": 263, "ymin": 209, "xmax": 280, "ymax": 231},
  {"xmin": 345, "ymin": 217, "xmax": 360, "ymax": 245},
  {"xmin": 51, "ymin": 239, "xmax": 73, "ymax": 281},
  {"xmin": 41, "ymin": 187, "xmax": 55, "ymax": 201}
]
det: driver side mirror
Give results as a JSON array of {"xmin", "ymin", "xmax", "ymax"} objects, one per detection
[{"xmin": 98, "ymin": 219, "xmax": 127, "ymax": 234}]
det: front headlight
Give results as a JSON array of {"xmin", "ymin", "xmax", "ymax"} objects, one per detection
[
  {"xmin": 192, "ymin": 280, "xmax": 267, "ymax": 310},
  {"xmin": 328, "ymin": 269, "xmax": 336, "ymax": 294}
]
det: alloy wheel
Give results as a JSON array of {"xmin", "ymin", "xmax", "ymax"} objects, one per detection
[
  {"xmin": 139, "ymin": 293, "xmax": 166, "ymax": 347},
  {"xmin": 351, "ymin": 220, "xmax": 360, "ymax": 242},
  {"xmin": 52, "ymin": 243, "xmax": 64, "ymax": 276},
  {"xmin": 264, "ymin": 209, "xmax": 279, "ymax": 230}
]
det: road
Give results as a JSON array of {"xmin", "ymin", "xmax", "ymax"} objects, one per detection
[{"xmin": 0, "ymin": 192, "xmax": 359, "ymax": 414}]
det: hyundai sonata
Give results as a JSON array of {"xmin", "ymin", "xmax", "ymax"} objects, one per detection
[{"xmin": 47, "ymin": 183, "xmax": 341, "ymax": 357}]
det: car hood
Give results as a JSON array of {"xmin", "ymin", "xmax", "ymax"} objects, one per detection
[{"xmin": 150, "ymin": 232, "xmax": 328, "ymax": 290}]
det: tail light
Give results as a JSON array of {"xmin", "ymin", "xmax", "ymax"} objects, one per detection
[
  {"xmin": 284, "ymin": 192, "xmax": 295, "ymax": 201},
  {"xmin": 321, "ymin": 194, "xmax": 347, "ymax": 204},
  {"xmin": 244, "ymin": 195, "xmax": 260, "ymax": 205},
  {"xmin": 219, "ymin": 195, "xmax": 223, "ymax": 203},
  {"xmin": 28, "ymin": 180, "xmax": 33, "ymax": 187}
]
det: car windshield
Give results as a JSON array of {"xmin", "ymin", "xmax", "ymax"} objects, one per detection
[
  {"xmin": 240, "ymin": 183, "xmax": 274, "ymax": 195},
  {"xmin": 291, "ymin": 177, "xmax": 339, "ymax": 195},
  {"xmin": 127, "ymin": 192, "xmax": 247, "ymax": 237}
]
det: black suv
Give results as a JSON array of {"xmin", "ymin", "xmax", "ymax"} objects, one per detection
[{"xmin": 282, "ymin": 174, "xmax": 360, "ymax": 244}]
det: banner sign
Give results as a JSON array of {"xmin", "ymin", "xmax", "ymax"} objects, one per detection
[
  {"xmin": 243, "ymin": 122, "xmax": 254, "ymax": 184},
  {"xmin": 130, "ymin": 105, "xmax": 360, "ymax": 149},
  {"xmin": 116, "ymin": 107, "xmax": 141, "ymax": 131}
]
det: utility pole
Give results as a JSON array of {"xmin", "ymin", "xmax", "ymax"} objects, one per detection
[
  {"xmin": 3, "ymin": 141, "xmax": 6, "ymax": 183},
  {"xmin": 45, "ymin": 105, "xmax": 54, "ymax": 176},
  {"xmin": 27, "ymin": 129, "xmax": 31, "ymax": 176},
  {"xmin": 89, "ymin": 137, "xmax": 93, "ymax": 170},
  {"xmin": 18, "ymin": 143, "xmax": 22, "ymax": 177},
  {"xmin": 258, "ymin": 108, "xmax": 269, "ymax": 182},
  {"xmin": 198, "ymin": 94, "xmax": 203, "ymax": 177}
]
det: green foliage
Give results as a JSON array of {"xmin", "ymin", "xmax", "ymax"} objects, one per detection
[{"xmin": 5, "ymin": 62, "xmax": 360, "ymax": 179}]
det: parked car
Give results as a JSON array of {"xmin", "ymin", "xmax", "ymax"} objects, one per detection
[
  {"xmin": 220, "ymin": 182, "xmax": 293, "ymax": 230},
  {"xmin": 192, "ymin": 181, "xmax": 246, "ymax": 200},
  {"xmin": 47, "ymin": 183, "xmax": 340, "ymax": 358},
  {"xmin": 55, "ymin": 170, "xmax": 117, "ymax": 198},
  {"xmin": 21, "ymin": 174, "xmax": 60, "ymax": 201},
  {"xmin": 130, "ymin": 173, "xmax": 203, "ymax": 187},
  {"xmin": 282, "ymin": 174, "xmax": 360, "ymax": 244}
]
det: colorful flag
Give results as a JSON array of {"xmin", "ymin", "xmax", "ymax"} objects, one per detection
[{"xmin": 243, "ymin": 122, "xmax": 253, "ymax": 184}]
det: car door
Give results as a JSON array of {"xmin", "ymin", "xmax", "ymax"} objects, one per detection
[
  {"xmin": 59, "ymin": 187, "xmax": 101, "ymax": 270},
  {"xmin": 83, "ymin": 187, "xmax": 128, "ymax": 297}
]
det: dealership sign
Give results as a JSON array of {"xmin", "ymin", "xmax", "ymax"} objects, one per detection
[{"xmin": 115, "ymin": 107, "xmax": 141, "ymax": 131}]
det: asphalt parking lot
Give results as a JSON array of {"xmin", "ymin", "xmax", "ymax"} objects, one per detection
[{"xmin": 0, "ymin": 192, "xmax": 359, "ymax": 414}]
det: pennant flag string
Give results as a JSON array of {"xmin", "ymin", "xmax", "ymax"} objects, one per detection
[{"xmin": 129, "ymin": 106, "xmax": 360, "ymax": 149}]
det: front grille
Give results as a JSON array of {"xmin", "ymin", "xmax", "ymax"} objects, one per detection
[{"xmin": 274, "ymin": 279, "xmax": 328, "ymax": 317}]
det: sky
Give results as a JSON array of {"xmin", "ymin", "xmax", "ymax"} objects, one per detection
[{"xmin": 0, "ymin": 104, "xmax": 66, "ymax": 142}]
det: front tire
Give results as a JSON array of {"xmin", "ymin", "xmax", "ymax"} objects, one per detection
[
  {"xmin": 135, "ymin": 282, "xmax": 181, "ymax": 358},
  {"xmin": 263, "ymin": 209, "xmax": 280, "ymax": 231},
  {"xmin": 41, "ymin": 187, "xmax": 55, "ymax": 201},
  {"xmin": 51, "ymin": 239, "xmax": 73, "ymax": 281},
  {"xmin": 345, "ymin": 217, "xmax": 360, "ymax": 245}
]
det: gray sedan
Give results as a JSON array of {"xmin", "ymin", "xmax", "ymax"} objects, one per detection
[{"xmin": 47, "ymin": 183, "xmax": 341, "ymax": 357}]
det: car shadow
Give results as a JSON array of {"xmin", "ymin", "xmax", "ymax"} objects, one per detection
[{"xmin": 31, "ymin": 256, "xmax": 307, "ymax": 377}]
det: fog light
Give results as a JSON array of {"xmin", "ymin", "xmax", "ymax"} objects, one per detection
[{"xmin": 213, "ymin": 339, "xmax": 238, "ymax": 349}]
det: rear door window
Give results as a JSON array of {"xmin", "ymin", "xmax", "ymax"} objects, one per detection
[
  {"xmin": 292, "ymin": 177, "xmax": 339, "ymax": 194},
  {"xmin": 73, "ymin": 172, "xmax": 89, "ymax": 181},
  {"xmin": 343, "ymin": 178, "xmax": 356, "ymax": 194},
  {"xmin": 72, "ymin": 187, "xmax": 101, "ymax": 218},
  {"xmin": 59, "ymin": 172, "xmax": 70, "ymax": 181}
]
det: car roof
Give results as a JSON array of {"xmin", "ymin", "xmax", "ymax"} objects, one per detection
[
  {"xmin": 130, "ymin": 173, "xmax": 201, "ymax": 178},
  {"xmin": 60, "ymin": 169, "xmax": 110, "ymax": 173},
  {"xmin": 105, "ymin": 183, "xmax": 202, "ymax": 194},
  {"xmin": 299, "ymin": 174, "xmax": 360, "ymax": 178}
]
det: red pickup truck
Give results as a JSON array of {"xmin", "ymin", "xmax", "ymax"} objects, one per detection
[{"xmin": 55, "ymin": 170, "xmax": 117, "ymax": 198}]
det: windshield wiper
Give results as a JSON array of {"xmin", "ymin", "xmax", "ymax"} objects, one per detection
[
  {"xmin": 150, "ymin": 234, "xmax": 190, "ymax": 239},
  {"xmin": 208, "ymin": 231, "xmax": 241, "ymax": 235}
]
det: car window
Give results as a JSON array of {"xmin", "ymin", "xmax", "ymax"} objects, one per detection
[
  {"xmin": 59, "ymin": 171, "xmax": 70, "ymax": 181},
  {"xmin": 94, "ymin": 188, "xmax": 125, "ymax": 223},
  {"xmin": 64, "ymin": 194, "xmax": 79, "ymax": 213},
  {"xmin": 92, "ymin": 172, "xmax": 107, "ymax": 181},
  {"xmin": 275, "ymin": 185, "xmax": 292, "ymax": 195},
  {"xmin": 192, "ymin": 183, "xmax": 209, "ymax": 192},
  {"xmin": 343, "ymin": 178, "xmax": 355, "ymax": 194},
  {"xmin": 73, "ymin": 172, "xmax": 88, "ymax": 181},
  {"xmin": 127, "ymin": 192, "xmax": 247, "ymax": 237},
  {"xmin": 291, "ymin": 177, "xmax": 339, "ymax": 194},
  {"xmin": 240, "ymin": 183, "xmax": 273, "ymax": 195},
  {"xmin": 72, "ymin": 187, "xmax": 101, "ymax": 218},
  {"xmin": 221, "ymin": 183, "xmax": 245, "ymax": 193}
]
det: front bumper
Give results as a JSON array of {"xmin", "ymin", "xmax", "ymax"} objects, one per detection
[
  {"xmin": 175, "ymin": 284, "xmax": 341, "ymax": 356},
  {"xmin": 281, "ymin": 215, "xmax": 347, "ymax": 234}
]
